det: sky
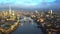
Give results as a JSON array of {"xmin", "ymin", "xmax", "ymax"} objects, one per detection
[
  {"xmin": 0, "ymin": 0, "xmax": 60, "ymax": 9},
  {"xmin": 0, "ymin": 0, "xmax": 56, "ymax": 5}
]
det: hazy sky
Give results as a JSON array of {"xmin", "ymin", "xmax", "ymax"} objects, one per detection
[
  {"xmin": 0, "ymin": 0, "xmax": 55, "ymax": 5},
  {"xmin": 0, "ymin": 0, "xmax": 60, "ymax": 9}
]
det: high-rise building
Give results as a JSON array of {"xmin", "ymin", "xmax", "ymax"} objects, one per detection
[
  {"xmin": 9, "ymin": 5, "xmax": 12, "ymax": 15},
  {"xmin": 48, "ymin": 10, "xmax": 53, "ymax": 15}
]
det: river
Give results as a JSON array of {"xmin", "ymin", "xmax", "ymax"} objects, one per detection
[{"xmin": 12, "ymin": 17, "xmax": 44, "ymax": 34}]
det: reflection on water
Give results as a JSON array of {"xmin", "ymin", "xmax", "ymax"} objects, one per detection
[{"xmin": 12, "ymin": 17, "xmax": 44, "ymax": 34}]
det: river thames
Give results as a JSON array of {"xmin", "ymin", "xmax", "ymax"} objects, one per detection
[{"xmin": 12, "ymin": 17, "xmax": 44, "ymax": 34}]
